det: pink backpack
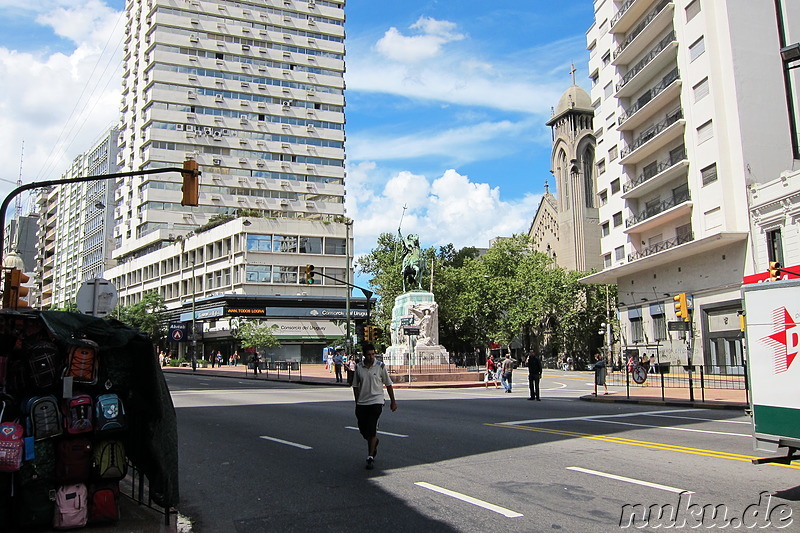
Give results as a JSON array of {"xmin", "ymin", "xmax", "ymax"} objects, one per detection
[
  {"xmin": 0, "ymin": 402, "xmax": 24, "ymax": 472},
  {"xmin": 53, "ymin": 483, "xmax": 88, "ymax": 529}
]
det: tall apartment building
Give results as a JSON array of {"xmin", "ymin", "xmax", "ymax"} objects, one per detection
[
  {"xmin": 35, "ymin": 129, "xmax": 119, "ymax": 309},
  {"xmin": 104, "ymin": 0, "xmax": 351, "ymax": 361},
  {"xmin": 582, "ymin": 0, "xmax": 799, "ymax": 368}
]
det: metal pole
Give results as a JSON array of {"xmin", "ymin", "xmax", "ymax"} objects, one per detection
[
  {"xmin": 191, "ymin": 258, "xmax": 197, "ymax": 372},
  {"xmin": 345, "ymin": 219, "xmax": 352, "ymax": 353},
  {"xmin": 687, "ymin": 323, "xmax": 695, "ymax": 402}
]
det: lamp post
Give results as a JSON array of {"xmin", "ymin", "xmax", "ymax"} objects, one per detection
[{"xmin": 191, "ymin": 258, "xmax": 197, "ymax": 372}]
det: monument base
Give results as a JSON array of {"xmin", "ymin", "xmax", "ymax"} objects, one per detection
[{"xmin": 384, "ymin": 290, "xmax": 449, "ymax": 367}]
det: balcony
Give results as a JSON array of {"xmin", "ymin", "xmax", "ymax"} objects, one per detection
[
  {"xmin": 622, "ymin": 146, "xmax": 688, "ymax": 199},
  {"xmin": 628, "ymin": 231, "xmax": 694, "ymax": 261},
  {"xmin": 615, "ymin": 31, "xmax": 677, "ymax": 98},
  {"xmin": 624, "ymin": 187, "xmax": 691, "ymax": 234},
  {"xmin": 613, "ymin": 0, "xmax": 673, "ymax": 66},
  {"xmin": 619, "ymin": 109, "xmax": 685, "ymax": 165},
  {"xmin": 618, "ymin": 67, "xmax": 680, "ymax": 131},
  {"xmin": 611, "ymin": 0, "xmax": 663, "ymax": 35}
]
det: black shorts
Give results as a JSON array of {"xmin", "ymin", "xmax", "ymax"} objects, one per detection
[{"xmin": 355, "ymin": 404, "xmax": 383, "ymax": 440}]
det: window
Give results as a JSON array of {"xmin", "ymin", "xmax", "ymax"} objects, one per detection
[
  {"xmin": 602, "ymin": 51, "xmax": 611, "ymax": 66},
  {"xmin": 767, "ymin": 228, "xmax": 785, "ymax": 265},
  {"xmin": 273, "ymin": 235, "xmax": 297, "ymax": 252},
  {"xmin": 642, "ymin": 160, "xmax": 659, "ymax": 179},
  {"xmin": 676, "ymin": 223, "xmax": 693, "ymax": 242},
  {"xmin": 324, "ymin": 267, "xmax": 346, "ymax": 285},
  {"xmin": 697, "ymin": 120, "xmax": 713, "ymax": 144},
  {"xmin": 299, "ymin": 237, "xmax": 322, "ymax": 254},
  {"xmin": 701, "ymin": 163, "xmax": 718, "ymax": 185},
  {"xmin": 689, "ymin": 36, "xmax": 705, "ymax": 62},
  {"xmin": 615, "ymin": 245, "xmax": 625, "ymax": 261},
  {"xmin": 273, "ymin": 266, "xmax": 298, "ymax": 284},
  {"xmin": 604, "ymin": 81, "xmax": 613, "ymax": 98},
  {"xmin": 693, "ymin": 77, "xmax": 710, "ymax": 102},
  {"xmin": 609, "ymin": 145, "xmax": 618, "ymax": 161},
  {"xmin": 604, "ymin": 253, "xmax": 612, "ymax": 268},
  {"xmin": 597, "ymin": 159, "xmax": 606, "ymax": 176},
  {"xmin": 613, "ymin": 211, "xmax": 623, "ymax": 227},
  {"xmin": 652, "ymin": 313, "xmax": 667, "ymax": 341},
  {"xmin": 601, "ymin": 222, "xmax": 610, "ymax": 237},
  {"xmin": 599, "ymin": 190, "xmax": 608, "ymax": 206},
  {"xmin": 631, "ymin": 317, "xmax": 644, "ymax": 343},
  {"xmin": 246, "ymin": 265, "xmax": 271, "ymax": 283},
  {"xmin": 686, "ymin": 0, "xmax": 701, "ymax": 22},
  {"xmin": 325, "ymin": 237, "xmax": 346, "ymax": 255},
  {"xmin": 611, "ymin": 179, "xmax": 620, "ymax": 194}
]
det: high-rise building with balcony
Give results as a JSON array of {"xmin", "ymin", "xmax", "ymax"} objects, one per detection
[
  {"xmin": 582, "ymin": 0, "xmax": 799, "ymax": 368},
  {"xmin": 104, "ymin": 0, "xmax": 352, "ymax": 361}
]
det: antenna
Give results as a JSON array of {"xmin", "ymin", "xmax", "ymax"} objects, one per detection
[{"xmin": 16, "ymin": 141, "xmax": 23, "ymax": 218}]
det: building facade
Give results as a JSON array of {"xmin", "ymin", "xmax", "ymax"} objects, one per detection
[{"xmin": 582, "ymin": 0, "xmax": 799, "ymax": 368}]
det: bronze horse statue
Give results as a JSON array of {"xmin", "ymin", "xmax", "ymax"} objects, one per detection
[{"xmin": 400, "ymin": 233, "xmax": 424, "ymax": 292}]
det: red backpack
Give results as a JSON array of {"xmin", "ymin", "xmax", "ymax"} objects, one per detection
[
  {"xmin": 88, "ymin": 482, "xmax": 120, "ymax": 524},
  {"xmin": 63, "ymin": 394, "xmax": 93, "ymax": 435},
  {"xmin": 64, "ymin": 341, "xmax": 99, "ymax": 385}
]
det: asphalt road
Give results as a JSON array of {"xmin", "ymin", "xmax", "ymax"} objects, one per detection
[{"xmin": 167, "ymin": 373, "xmax": 800, "ymax": 532}]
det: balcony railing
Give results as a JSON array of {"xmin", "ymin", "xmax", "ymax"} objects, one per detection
[
  {"xmin": 628, "ymin": 231, "xmax": 694, "ymax": 261},
  {"xmin": 616, "ymin": 31, "xmax": 676, "ymax": 92},
  {"xmin": 611, "ymin": 0, "xmax": 637, "ymax": 28},
  {"xmin": 614, "ymin": 0, "xmax": 671, "ymax": 58},
  {"xmin": 618, "ymin": 67, "xmax": 680, "ymax": 125},
  {"xmin": 620, "ymin": 109, "xmax": 683, "ymax": 159},
  {"xmin": 626, "ymin": 188, "xmax": 690, "ymax": 227},
  {"xmin": 623, "ymin": 144, "xmax": 686, "ymax": 192}
]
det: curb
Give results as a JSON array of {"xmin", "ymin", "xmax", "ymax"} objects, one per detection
[{"xmin": 579, "ymin": 394, "xmax": 748, "ymax": 410}]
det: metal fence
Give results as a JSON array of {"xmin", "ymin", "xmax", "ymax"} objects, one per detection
[
  {"xmin": 122, "ymin": 462, "xmax": 176, "ymax": 526},
  {"xmin": 605, "ymin": 363, "xmax": 747, "ymax": 402},
  {"xmin": 384, "ymin": 352, "xmax": 481, "ymax": 375}
]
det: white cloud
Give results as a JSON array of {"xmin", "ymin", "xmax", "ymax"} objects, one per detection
[
  {"xmin": 347, "ymin": 164, "xmax": 540, "ymax": 256},
  {"xmin": 375, "ymin": 16, "xmax": 465, "ymax": 63}
]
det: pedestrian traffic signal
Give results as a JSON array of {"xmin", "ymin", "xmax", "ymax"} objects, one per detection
[
  {"xmin": 3, "ymin": 268, "xmax": 30, "ymax": 309},
  {"xmin": 768, "ymin": 261, "xmax": 781, "ymax": 282},
  {"xmin": 673, "ymin": 292, "xmax": 689, "ymax": 322},
  {"xmin": 181, "ymin": 160, "xmax": 200, "ymax": 206},
  {"xmin": 304, "ymin": 264, "xmax": 315, "ymax": 284}
]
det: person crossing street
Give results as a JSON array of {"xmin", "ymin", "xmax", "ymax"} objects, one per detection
[{"xmin": 352, "ymin": 343, "xmax": 397, "ymax": 470}]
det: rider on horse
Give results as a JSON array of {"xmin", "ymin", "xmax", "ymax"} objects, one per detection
[{"xmin": 400, "ymin": 232, "xmax": 424, "ymax": 292}]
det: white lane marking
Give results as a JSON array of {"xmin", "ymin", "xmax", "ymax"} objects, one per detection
[
  {"xmin": 589, "ymin": 418, "xmax": 750, "ymax": 437},
  {"xmin": 646, "ymin": 413, "xmax": 750, "ymax": 425},
  {"xmin": 548, "ymin": 382, "xmax": 568, "ymax": 389},
  {"xmin": 259, "ymin": 436, "xmax": 312, "ymax": 450},
  {"xmin": 345, "ymin": 426, "xmax": 408, "ymax": 438},
  {"xmin": 502, "ymin": 408, "xmax": 696, "ymax": 426},
  {"xmin": 415, "ymin": 482, "xmax": 523, "ymax": 518},
  {"xmin": 567, "ymin": 467, "xmax": 693, "ymax": 494}
]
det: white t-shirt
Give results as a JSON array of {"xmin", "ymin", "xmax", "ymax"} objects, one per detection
[{"xmin": 353, "ymin": 361, "xmax": 392, "ymax": 405}]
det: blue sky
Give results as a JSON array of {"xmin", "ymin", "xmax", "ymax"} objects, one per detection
[{"xmin": 0, "ymin": 0, "xmax": 594, "ymax": 257}]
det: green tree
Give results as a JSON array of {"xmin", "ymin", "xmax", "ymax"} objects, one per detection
[
  {"xmin": 116, "ymin": 291, "xmax": 167, "ymax": 342},
  {"xmin": 233, "ymin": 320, "xmax": 280, "ymax": 356}
]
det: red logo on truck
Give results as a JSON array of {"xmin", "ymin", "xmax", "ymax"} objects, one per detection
[{"xmin": 761, "ymin": 307, "xmax": 799, "ymax": 373}]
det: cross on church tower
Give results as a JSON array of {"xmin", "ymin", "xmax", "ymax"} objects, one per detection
[{"xmin": 570, "ymin": 63, "xmax": 577, "ymax": 85}]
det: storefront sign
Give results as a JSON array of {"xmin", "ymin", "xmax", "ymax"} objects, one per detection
[
  {"xmin": 225, "ymin": 307, "xmax": 267, "ymax": 316},
  {"xmin": 266, "ymin": 307, "xmax": 368, "ymax": 319},
  {"xmin": 265, "ymin": 319, "xmax": 346, "ymax": 339}
]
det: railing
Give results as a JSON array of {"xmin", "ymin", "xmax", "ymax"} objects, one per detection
[
  {"xmin": 618, "ymin": 67, "xmax": 680, "ymax": 125},
  {"xmin": 616, "ymin": 31, "xmax": 676, "ymax": 92},
  {"xmin": 628, "ymin": 231, "xmax": 694, "ymax": 261},
  {"xmin": 385, "ymin": 352, "xmax": 481, "ymax": 375},
  {"xmin": 610, "ymin": 0, "xmax": 638, "ymax": 28},
  {"xmin": 614, "ymin": 0, "xmax": 671, "ymax": 58},
  {"xmin": 626, "ymin": 187, "xmax": 690, "ymax": 227},
  {"xmin": 623, "ymin": 144, "xmax": 686, "ymax": 192},
  {"xmin": 606, "ymin": 364, "xmax": 747, "ymax": 402},
  {"xmin": 122, "ymin": 462, "xmax": 176, "ymax": 526},
  {"xmin": 620, "ymin": 109, "xmax": 683, "ymax": 158}
]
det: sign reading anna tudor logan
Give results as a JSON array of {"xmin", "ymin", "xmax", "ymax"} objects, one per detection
[{"xmin": 266, "ymin": 319, "xmax": 346, "ymax": 338}]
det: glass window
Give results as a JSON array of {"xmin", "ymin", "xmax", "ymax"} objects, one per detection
[
  {"xmin": 246, "ymin": 265, "xmax": 271, "ymax": 283},
  {"xmin": 613, "ymin": 212, "xmax": 623, "ymax": 227},
  {"xmin": 615, "ymin": 245, "xmax": 625, "ymax": 261},
  {"xmin": 686, "ymin": 0, "xmax": 701, "ymax": 22},
  {"xmin": 273, "ymin": 235, "xmax": 298, "ymax": 252},
  {"xmin": 272, "ymin": 266, "xmax": 298, "ymax": 284},
  {"xmin": 597, "ymin": 159, "xmax": 606, "ymax": 176},
  {"xmin": 598, "ymin": 190, "xmax": 608, "ymax": 206},
  {"xmin": 610, "ymin": 178, "xmax": 620, "ymax": 194},
  {"xmin": 324, "ymin": 268, "xmax": 346, "ymax": 285},
  {"xmin": 767, "ymin": 228, "xmax": 784, "ymax": 265},
  {"xmin": 298, "ymin": 237, "xmax": 323, "ymax": 254},
  {"xmin": 247, "ymin": 234, "xmax": 272, "ymax": 252},
  {"xmin": 604, "ymin": 253, "xmax": 612, "ymax": 268},
  {"xmin": 631, "ymin": 317, "xmax": 644, "ymax": 343},
  {"xmin": 701, "ymin": 163, "xmax": 717, "ymax": 185},
  {"xmin": 325, "ymin": 237, "xmax": 346, "ymax": 255},
  {"xmin": 609, "ymin": 145, "xmax": 618, "ymax": 161},
  {"xmin": 601, "ymin": 222, "xmax": 610, "ymax": 237}
]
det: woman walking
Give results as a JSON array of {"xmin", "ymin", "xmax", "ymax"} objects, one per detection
[{"xmin": 485, "ymin": 354, "xmax": 499, "ymax": 389}]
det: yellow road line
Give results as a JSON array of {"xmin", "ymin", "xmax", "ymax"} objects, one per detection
[{"xmin": 487, "ymin": 423, "xmax": 800, "ymax": 470}]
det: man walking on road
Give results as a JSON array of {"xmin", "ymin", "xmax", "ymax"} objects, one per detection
[
  {"xmin": 501, "ymin": 352, "xmax": 515, "ymax": 393},
  {"xmin": 352, "ymin": 343, "xmax": 397, "ymax": 470},
  {"xmin": 526, "ymin": 350, "xmax": 542, "ymax": 401}
]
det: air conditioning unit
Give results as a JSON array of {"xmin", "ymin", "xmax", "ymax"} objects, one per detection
[
  {"xmin": 204, "ymin": 127, "xmax": 212, "ymax": 134},
  {"xmin": 185, "ymin": 124, "xmax": 195, "ymax": 131},
  {"xmin": 213, "ymin": 131, "xmax": 222, "ymax": 137},
  {"xmin": 190, "ymin": 18, "xmax": 199, "ymax": 25},
  {"xmin": 186, "ymin": 131, "xmax": 195, "ymax": 138},
  {"xmin": 189, "ymin": 34, "xmax": 199, "ymax": 42},
  {"xmin": 242, "ymin": 44, "xmax": 250, "ymax": 50},
  {"xmin": 222, "ymin": 129, "xmax": 230, "ymax": 135},
  {"xmin": 257, "ymin": 102, "xmax": 266, "ymax": 109},
  {"xmin": 239, "ymin": 138, "xmax": 247, "ymax": 145},
  {"xmin": 239, "ymin": 157, "xmax": 248, "ymax": 164},
  {"xmin": 256, "ymin": 159, "xmax": 265, "ymax": 167},
  {"xmin": 188, "ymin": 91, "xmax": 196, "ymax": 99},
  {"xmin": 280, "ymin": 181, "xmax": 290, "ymax": 187},
  {"xmin": 282, "ymin": 100, "xmax": 292, "ymax": 107},
  {"xmin": 188, "ymin": 74, "xmax": 197, "ymax": 81},
  {"xmin": 176, "ymin": 124, "xmax": 184, "ymax": 131},
  {"xmin": 213, "ymin": 158, "xmax": 222, "ymax": 165},
  {"xmin": 215, "ymin": 94, "xmax": 223, "ymax": 102}
]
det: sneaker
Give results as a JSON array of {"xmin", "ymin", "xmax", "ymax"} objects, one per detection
[{"xmin": 366, "ymin": 457, "xmax": 374, "ymax": 470}]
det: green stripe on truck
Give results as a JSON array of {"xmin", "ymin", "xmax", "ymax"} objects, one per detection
[{"xmin": 753, "ymin": 404, "xmax": 800, "ymax": 440}]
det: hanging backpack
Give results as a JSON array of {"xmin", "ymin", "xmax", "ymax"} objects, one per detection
[
  {"xmin": 63, "ymin": 394, "xmax": 93, "ymax": 435},
  {"xmin": 55, "ymin": 438, "xmax": 93, "ymax": 484},
  {"xmin": 0, "ymin": 402, "xmax": 24, "ymax": 473},
  {"xmin": 24, "ymin": 395, "xmax": 62, "ymax": 441},
  {"xmin": 94, "ymin": 394, "xmax": 125, "ymax": 433},
  {"xmin": 93, "ymin": 440, "xmax": 127, "ymax": 480},
  {"xmin": 53, "ymin": 483, "xmax": 88, "ymax": 530},
  {"xmin": 15, "ymin": 478, "xmax": 56, "ymax": 529},
  {"xmin": 26, "ymin": 340, "xmax": 61, "ymax": 390},
  {"xmin": 18, "ymin": 439, "xmax": 57, "ymax": 485},
  {"xmin": 88, "ymin": 481, "xmax": 120, "ymax": 524},
  {"xmin": 63, "ymin": 341, "xmax": 99, "ymax": 385}
]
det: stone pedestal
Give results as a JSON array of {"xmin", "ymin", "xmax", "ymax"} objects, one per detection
[{"xmin": 384, "ymin": 290, "xmax": 449, "ymax": 366}]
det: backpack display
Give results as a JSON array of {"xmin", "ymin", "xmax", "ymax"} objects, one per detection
[
  {"xmin": 88, "ymin": 481, "xmax": 120, "ymax": 524},
  {"xmin": 63, "ymin": 394, "xmax": 93, "ymax": 435},
  {"xmin": 25, "ymin": 395, "xmax": 62, "ymax": 441},
  {"xmin": 0, "ymin": 421, "xmax": 24, "ymax": 473},
  {"xmin": 26, "ymin": 340, "xmax": 61, "ymax": 390},
  {"xmin": 94, "ymin": 394, "xmax": 125, "ymax": 433},
  {"xmin": 15, "ymin": 478, "xmax": 56, "ymax": 529},
  {"xmin": 63, "ymin": 341, "xmax": 99, "ymax": 385},
  {"xmin": 93, "ymin": 440, "xmax": 127, "ymax": 480},
  {"xmin": 18, "ymin": 439, "xmax": 56, "ymax": 485},
  {"xmin": 55, "ymin": 438, "xmax": 93, "ymax": 484},
  {"xmin": 53, "ymin": 483, "xmax": 88, "ymax": 530}
]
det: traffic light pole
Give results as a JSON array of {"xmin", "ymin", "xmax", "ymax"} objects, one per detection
[
  {"xmin": 306, "ymin": 270, "xmax": 374, "ymax": 339},
  {"xmin": 0, "ymin": 166, "xmax": 194, "ymax": 268}
]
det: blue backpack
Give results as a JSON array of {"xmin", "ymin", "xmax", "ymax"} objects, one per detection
[{"xmin": 95, "ymin": 394, "xmax": 125, "ymax": 433}]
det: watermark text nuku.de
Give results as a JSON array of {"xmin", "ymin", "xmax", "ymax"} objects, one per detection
[{"xmin": 619, "ymin": 491, "xmax": 793, "ymax": 529}]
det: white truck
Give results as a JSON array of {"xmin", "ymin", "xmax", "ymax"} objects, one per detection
[{"xmin": 742, "ymin": 277, "xmax": 800, "ymax": 465}]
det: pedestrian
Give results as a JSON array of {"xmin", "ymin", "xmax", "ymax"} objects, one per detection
[
  {"xmin": 210, "ymin": 351, "xmax": 215, "ymax": 368},
  {"xmin": 352, "ymin": 343, "xmax": 397, "ymax": 470},
  {"xmin": 333, "ymin": 350, "xmax": 344, "ymax": 383},
  {"xmin": 648, "ymin": 354, "xmax": 657, "ymax": 374},
  {"xmin": 526, "ymin": 350, "xmax": 542, "ymax": 401},
  {"xmin": 251, "ymin": 353, "xmax": 261, "ymax": 377},
  {"xmin": 327, "ymin": 351, "xmax": 333, "ymax": 372},
  {"xmin": 500, "ymin": 352, "xmax": 515, "ymax": 393},
  {"xmin": 346, "ymin": 354, "xmax": 357, "ymax": 386},
  {"xmin": 485, "ymin": 354, "xmax": 499, "ymax": 389},
  {"xmin": 232, "ymin": 350, "xmax": 239, "ymax": 366},
  {"xmin": 593, "ymin": 353, "xmax": 608, "ymax": 395},
  {"xmin": 216, "ymin": 351, "xmax": 223, "ymax": 368}
]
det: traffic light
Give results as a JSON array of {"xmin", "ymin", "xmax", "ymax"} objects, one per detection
[
  {"xmin": 3, "ymin": 268, "xmax": 30, "ymax": 309},
  {"xmin": 768, "ymin": 261, "xmax": 781, "ymax": 282},
  {"xmin": 673, "ymin": 292, "xmax": 689, "ymax": 322},
  {"xmin": 369, "ymin": 326, "xmax": 380, "ymax": 342},
  {"xmin": 181, "ymin": 160, "xmax": 200, "ymax": 206},
  {"xmin": 304, "ymin": 264, "xmax": 315, "ymax": 284},
  {"xmin": 358, "ymin": 324, "xmax": 368, "ymax": 342}
]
